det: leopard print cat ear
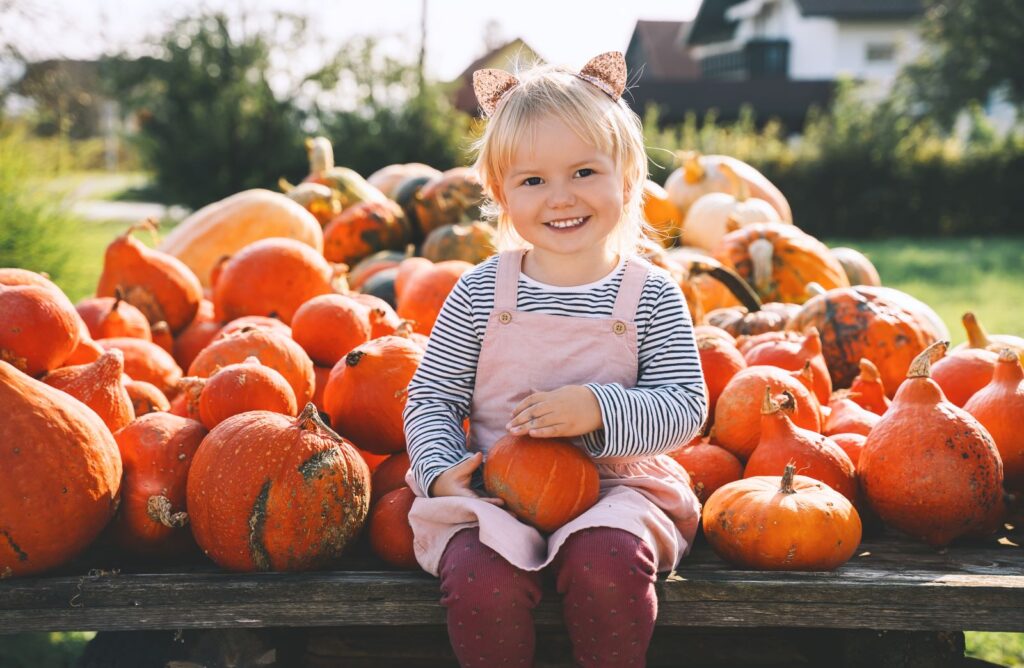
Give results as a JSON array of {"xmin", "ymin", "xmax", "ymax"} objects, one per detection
[
  {"xmin": 473, "ymin": 69, "xmax": 520, "ymax": 117},
  {"xmin": 577, "ymin": 51, "xmax": 627, "ymax": 101}
]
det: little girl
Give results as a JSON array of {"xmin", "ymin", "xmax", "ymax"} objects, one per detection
[{"xmin": 403, "ymin": 52, "xmax": 707, "ymax": 667}]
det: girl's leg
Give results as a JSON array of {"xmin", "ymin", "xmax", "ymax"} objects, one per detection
[
  {"xmin": 438, "ymin": 527, "xmax": 543, "ymax": 667},
  {"xmin": 554, "ymin": 528, "xmax": 658, "ymax": 667}
]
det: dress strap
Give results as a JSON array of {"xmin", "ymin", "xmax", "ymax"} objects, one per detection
[
  {"xmin": 611, "ymin": 255, "xmax": 651, "ymax": 321},
  {"xmin": 494, "ymin": 249, "xmax": 527, "ymax": 311}
]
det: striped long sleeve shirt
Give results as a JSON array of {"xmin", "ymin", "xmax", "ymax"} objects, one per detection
[{"xmin": 403, "ymin": 254, "xmax": 708, "ymax": 497}]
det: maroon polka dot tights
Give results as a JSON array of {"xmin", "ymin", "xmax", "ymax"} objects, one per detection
[{"xmin": 438, "ymin": 527, "xmax": 657, "ymax": 667}]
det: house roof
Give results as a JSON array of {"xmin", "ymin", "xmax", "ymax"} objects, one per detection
[
  {"xmin": 626, "ymin": 20, "xmax": 700, "ymax": 81},
  {"xmin": 449, "ymin": 38, "xmax": 544, "ymax": 115},
  {"xmin": 686, "ymin": 0, "xmax": 923, "ymax": 46}
]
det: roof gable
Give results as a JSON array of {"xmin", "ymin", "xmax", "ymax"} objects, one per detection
[{"xmin": 627, "ymin": 20, "xmax": 700, "ymax": 81}]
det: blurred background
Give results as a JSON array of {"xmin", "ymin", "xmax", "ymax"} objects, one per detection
[{"xmin": 0, "ymin": 0, "xmax": 1022, "ymax": 664}]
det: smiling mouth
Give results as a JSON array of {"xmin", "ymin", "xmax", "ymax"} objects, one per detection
[{"xmin": 544, "ymin": 216, "xmax": 589, "ymax": 230}]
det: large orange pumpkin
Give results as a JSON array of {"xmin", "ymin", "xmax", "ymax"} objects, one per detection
[
  {"xmin": 0, "ymin": 361, "xmax": 122, "ymax": 577},
  {"xmin": 109, "ymin": 412, "xmax": 207, "ymax": 556},
  {"xmin": 323, "ymin": 335, "xmax": 423, "ymax": 454},
  {"xmin": 859, "ymin": 342, "xmax": 1005, "ymax": 546},
  {"xmin": 702, "ymin": 463, "xmax": 861, "ymax": 571},
  {"xmin": 187, "ymin": 404, "xmax": 370, "ymax": 571},
  {"xmin": 484, "ymin": 434, "xmax": 600, "ymax": 533},
  {"xmin": 213, "ymin": 237, "xmax": 337, "ymax": 324},
  {"xmin": 787, "ymin": 286, "xmax": 947, "ymax": 394},
  {"xmin": 97, "ymin": 220, "xmax": 203, "ymax": 334}
]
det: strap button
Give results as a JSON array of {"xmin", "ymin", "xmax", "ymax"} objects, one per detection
[
  {"xmin": 612, "ymin": 320, "xmax": 627, "ymax": 335},
  {"xmin": 498, "ymin": 311, "xmax": 513, "ymax": 324}
]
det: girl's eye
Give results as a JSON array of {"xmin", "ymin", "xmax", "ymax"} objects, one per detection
[
  {"xmin": 522, "ymin": 176, "xmax": 542, "ymax": 186},
  {"xmin": 575, "ymin": 168, "xmax": 595, "ymax": 178}
]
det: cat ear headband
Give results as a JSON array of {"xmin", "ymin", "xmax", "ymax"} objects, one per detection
[{"xmin": 472, "ymin": 51, "xmax": 627, "ymax": 117}]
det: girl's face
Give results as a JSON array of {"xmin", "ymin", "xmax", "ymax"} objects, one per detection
[{"xmin": 500, "ymin": 115, "xmax": 625, "ymax": 264}]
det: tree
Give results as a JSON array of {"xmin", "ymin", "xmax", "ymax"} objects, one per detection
[
  {"xmin": 900, "ymin": 0, "xmax": 1024, "ymax": 127},
  {"xmin": 103, "ymin": 12, "xmax": 310, "ymax": 208}
]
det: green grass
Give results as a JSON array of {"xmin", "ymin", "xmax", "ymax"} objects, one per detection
[
  {"xmin": 966, "ymin": 632, "xmax": 1024, "ymax": 667},
  {"xmin": 824, "ymin": 237, "xmax": 1024, "ymax": 342}
]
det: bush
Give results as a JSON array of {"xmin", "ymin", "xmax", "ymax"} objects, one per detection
[
  {"xmin": 0, "ymin": 127, "xmax": 83, "ymax": 282},
  {"xmin": 643, "ymin": 84, "xmax": 1024, "ymax": 238}
]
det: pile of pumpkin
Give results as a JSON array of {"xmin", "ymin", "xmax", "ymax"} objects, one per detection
[{"xmin": 2, "ymin": 139, "xmax": 1022, "ymax": 580}]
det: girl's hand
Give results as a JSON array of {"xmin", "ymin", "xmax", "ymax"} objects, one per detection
[
  {"xmin": 506, "ymin": 385, "xmax": 603, "ymax": 438},
  {"xmin": 428, "ymin": 452, "xmax": 504, "ymax": 505}
]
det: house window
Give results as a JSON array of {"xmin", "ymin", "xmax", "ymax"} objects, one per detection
[{"xmin": 866, "ymin": 43, "xmax": 897, "ymax": 63}]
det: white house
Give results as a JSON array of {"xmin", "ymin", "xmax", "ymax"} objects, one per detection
[{"xmin": 684, "ymin": 0, "xmax": 924, "ymax": 100}]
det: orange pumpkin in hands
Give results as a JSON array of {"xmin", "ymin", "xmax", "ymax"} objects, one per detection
[
  {"xmin": 702, "ymin": 463, "xmax": 861, "ymax": 571},
  {"xmin": 859, "ymin": 342, "xmax": 1005, "ymax": 546},
  {"xmin": 484, "ymin": 434, "xmax": 600, "ymax": 533}
]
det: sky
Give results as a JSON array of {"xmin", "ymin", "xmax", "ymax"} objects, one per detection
[{"xmin": 5, "ymin": 0, "xmax": 701, "ymax": 81}]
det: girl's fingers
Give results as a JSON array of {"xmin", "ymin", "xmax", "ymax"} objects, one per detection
[
  {"xmin": 507, "ymin": 403, "xmax": 554, "ymax": 431},
  {"xmin": 509, "ymin": 391, "xmax": 544, "ymax": 421},
  {"xmin": 476, "ymin": 496, "xmax": 505, "ymax": 507},
  {"xmin": 528, "ymin": 423, "xmax": 567, "ymax": 438}
]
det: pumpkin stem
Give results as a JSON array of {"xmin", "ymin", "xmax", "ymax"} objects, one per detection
[
  {"xmin": 147, "ymin": 495, "xmax": 189, "ymax": 528},
  {"xmin": 907, "ymin": 341, "xmax": 950, "ymax": 379},
  {"xmin": 307, "ymin": 136, "xmax": 335, "ymax": 175},
  {"xmin": 689, "ymin": 260, "xmax": 762, "ymax": 312},
  {"xmin": 122, "ymin": 218, "xmax": 160, "ymax": 245},
  {"xmin": 806, "ymin": 282, "xmax": 827, "ymax": 298},
  {"xmin": 296, "ymin": 402, "xmax": 346, "ymax": 443},
  {"xmin": 858, "ymin": 358, "xmax": 881, "ymax": 382},
  {"xmin": 761, "ymin": 386, "xmax": 780, "ymax": 415},
  {"xmin": 998, "ymin": 348, "xmax": 1018, "ymax": 363},
  {"xmin": 112, "ymin": 285, "xmax": 125, "ymax": 312},
  {"xmin": 345, "ymin": 350, "xmax": 365, "ymax": 367},
  {"xmin": 680, "ymin": 151, "xmax": 705, "ymax": 184},
  {"xmin": 395, "ymin": 320, "xmax": 415, "ymax": 338},
  {"xmin": 278, "ymin": 177, "xmax": 295, "ymax": 193},
  {"xmin": 779, "ymin": 463, "xmax": 797, "ymax": 494},
  {"xmin": 718, "ymin": 163, "xmax": 749, "ymax": 202},
  {"xmin": 962, "ymin": 312, "xmax": 992, "ymax": 349},
  {"xmin": 748, "ymin": 238, "xmax": 774, "ymax": 295}
]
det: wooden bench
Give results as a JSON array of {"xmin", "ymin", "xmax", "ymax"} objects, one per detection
[{"xmin": 1, "ymin": 528, "xmax": 1021, "ymax": 667}]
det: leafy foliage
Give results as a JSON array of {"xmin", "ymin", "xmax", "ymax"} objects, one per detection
[{"xmin": 900, "ymin": 0, "xmax": 1024, "ymax": 127}]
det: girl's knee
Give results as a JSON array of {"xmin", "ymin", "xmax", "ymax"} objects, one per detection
[
  {"xmin": 556, "ymin": 528, "xmax": 657, "ymax": 595},
  {"xmin": 439, "ymin": 528, "xmax": 542, "ymax": 611}
]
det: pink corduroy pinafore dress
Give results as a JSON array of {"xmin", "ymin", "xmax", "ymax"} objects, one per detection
[{"xmin": 406, "ymin": 248, "xmax": 701, "ymax": 576}]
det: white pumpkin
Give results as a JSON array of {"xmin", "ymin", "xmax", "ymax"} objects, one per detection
[
  {"xmin": 664, "ymin": 152, "xmax": 793, "ymax": 222},
  {"xmin": 681, "ymin": 164, "xmax": 784, "ymax": 251}
]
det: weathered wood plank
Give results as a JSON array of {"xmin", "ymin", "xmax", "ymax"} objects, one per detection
[{"xmin": 1, "ymin": 530, "xmax": 1021, "ymax": 634}]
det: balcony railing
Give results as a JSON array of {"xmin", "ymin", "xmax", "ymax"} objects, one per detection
[{"xmin": 701, "ymin": 39, "xmax": 790, "ymax": 80}]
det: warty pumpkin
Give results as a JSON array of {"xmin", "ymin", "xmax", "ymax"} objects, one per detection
[
  {"xmin": 109, "ymin": 412, "xmax": 207, "ymax": 556},
  {"xmin": 702, "ymin": 463, "xmax": 861, "ymax": 571},
  {"xmin": 323, "ymin": 200, "xmax": 412, "ymax": 266},
  {"xmin": 160, "ymin": 189, "xmax": 324, "ymax": 288},
  {"xmin": 187, "ymin": 404, "xmax": 370, "ymax": 571},
  {"xmin": 484, "ymin": 434, "xmax": 600, "ymax": 533},
  {"xmin": 858, "ymin": 342, "xmax": 1005, "ymax": 546},
  {"xmin": 97, "ymin": 220, "xmax": 203, "ymax": 334},
  {"xmin": 0, "ymin": 361, "xmax": 122, "ymax": 577}
]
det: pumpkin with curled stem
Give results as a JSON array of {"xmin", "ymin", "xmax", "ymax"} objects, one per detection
[
  {"xmin": 713, "ymin": 222, "xmax": 850, "ymax": 305},
  {"xmin": 702, "ymin": 463, "xmax": 861, "ymax": 571}
]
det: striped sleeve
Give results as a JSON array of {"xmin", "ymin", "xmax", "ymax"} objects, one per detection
[
  {"xmin": 581, "ymin": 274, "xmax": 708, "ymax": 458},
  {"xmin": 403, "ymin": 262, "xmax": 494, "ymax": 497}
]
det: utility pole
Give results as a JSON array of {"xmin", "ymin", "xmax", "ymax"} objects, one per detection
[{"xmin": 418, "ymin": 0, "xmax": 427, "ymax": 98}]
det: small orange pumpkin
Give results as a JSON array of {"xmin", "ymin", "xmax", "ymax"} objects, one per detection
[
  {"xmin": 291, "ymin": 294, "xmax": 372, "ymax": 367},
  {"xmin": 0, "ymin": 283, "xmax": 81, "ymax": 376},
  {"xmin": 484, "ymin": 434, "xmax": 600, "ymax": 533},
  {"xmin": 368, "ymin": 486, "xmax": 419, "ymax": 570},
  {"xmin": 702, "ymin": 463, "xmax": 861, "ymax": 571},
  {"xmin": 668, "ymin": 439, "xmax": 742, "ymax": 503},
  {"xmin": 964, "ymin": 349, "xmax": 1024, "ymax": 493},
  {"xmin": 76, "ymin": 289, "xmax": 152, "ymax": 341},
  {"xmin": 42, "ymin": 349, "xmax": 135, "ymax": 433},
  {"xmin": 198, "ymin": 357, "xmax": 298, "ymax": 429}
]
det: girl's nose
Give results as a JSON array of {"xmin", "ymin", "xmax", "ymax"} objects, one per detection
[{"xmin": 546, "ymin": 186, "xmax": 576, "ymax": 208}]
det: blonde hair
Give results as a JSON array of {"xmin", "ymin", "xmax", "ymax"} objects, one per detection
[{"xmin": 471, "ymin": 62, "xmax": 652, "ymax": 256}]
